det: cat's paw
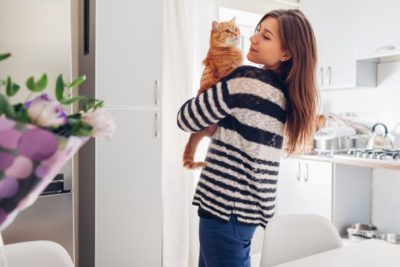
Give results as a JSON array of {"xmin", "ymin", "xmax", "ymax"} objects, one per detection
[{"xmin": 184, "ymin": 161, "xmax": 207, "ymax": 170}]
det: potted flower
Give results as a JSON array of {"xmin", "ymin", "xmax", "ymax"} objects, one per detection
[{"xmin": 0, "ymin": 52, "xmax": 115, "ymax": 231}]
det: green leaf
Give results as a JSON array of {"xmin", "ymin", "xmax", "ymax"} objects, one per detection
[
  {"xmin": 13, "ymin": 103, "xmax": 31, "ymax": 123},
  {"xmin": 81, "ymin": 98, "xmax": 103, "ymax": 112},
  {"xmin": 26, "ymin": 74, "xmax": 48, "ymax": 92},
  {"xmin": 0, "ymin": 93, "xmax": 16, "ymax": 119},
  {"xmin": 26, "ymin": 76, "xmax": 35, "ymax": 91},
  {"xmin": 0, "ymin": 53, "xmax": 11, "ymax": 62},
  {"xmin": 66, "ymin": 75, "xmax": 86, "ymax": 89},
  {"xmin": 6, "ymin": 76, "xmax": 20, "ymax": 97},
  {"xmin": 36, "ymin": 74, "xmax": 48, "ymax": 91},
  {"xmin": 55, "ymin": 74, "xmax": 65, "ymax": 102},
  {"xmin": 61, "ymin": 95, "xmax": 87, "ymax": 105}
]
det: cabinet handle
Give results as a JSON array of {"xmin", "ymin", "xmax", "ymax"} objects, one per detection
[
  {"xmin": 296, "ymin": 162, "xmax": 301, "ymax": 181},
  {"xmin": 304, "ymin": 163, "xmax": 309, "ymax": 182},
  {"xmin": 154, "ymin": 112, "xmax": 159, "ymax": 138},
  {"xmin": 374, "ymin": 45, "xmax": 396, "ymax": 55},
  {"xmin": 154, "ymin": 80, "xmax": 160, "ymax": 106},
  {"xmin": 327, "ymin": 66, "xmax": 332, "ymax": 86},
  {"xmin": 319, "ymin": 67, "xmax": 324, "ymax": 87}
]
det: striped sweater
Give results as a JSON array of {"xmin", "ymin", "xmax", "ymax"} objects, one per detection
[{"xmin": 177, "ymin": 65, "xmax": 288, "ymax": 228}]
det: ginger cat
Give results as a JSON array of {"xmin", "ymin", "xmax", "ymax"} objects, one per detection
[{"xmin": 183, "ymin": 17, "xmax": 243, "ymax": 169}]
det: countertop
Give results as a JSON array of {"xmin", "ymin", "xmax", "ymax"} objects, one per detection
[{"xmin": 292, "ymin": 154, "xmax": 400, "ymax": 171}]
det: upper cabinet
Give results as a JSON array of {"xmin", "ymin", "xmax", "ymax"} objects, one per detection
[
  {"xmin": 301, "ymin": 0, "xmax": 400, "ymax": 89},
  {"xmin": 301, "ymin": 0, "xmax": 356, "ymax": 90},
  {"xmin": 96, "ymin": 0, "xmax": 162, "ymax": 108},
  {"xmin": 355, "ymin": 0, "xmax": 400, "ymax": 60}
]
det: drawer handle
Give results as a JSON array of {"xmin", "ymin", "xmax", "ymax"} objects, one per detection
[{"xmin": 374, "ymin": 45, "xmax": 396, "ymax": 54}]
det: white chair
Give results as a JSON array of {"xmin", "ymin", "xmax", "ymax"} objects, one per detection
[
  {"xmin": 259, "ymin": 214, "xmax": 343, "ymax": 267},
  {"xmin": 4, "ymin": 240, "xmax": 73, "ymax": 267}
]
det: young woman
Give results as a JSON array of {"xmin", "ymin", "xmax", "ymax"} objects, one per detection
[{"xmin": 177, "ymin": 9, "xmax": 318, "ymax": 267}]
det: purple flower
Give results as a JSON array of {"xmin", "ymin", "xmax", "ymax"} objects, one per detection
[{"xmin": 26, "ymin": 93, "xmax": 67, "ymax": 127}]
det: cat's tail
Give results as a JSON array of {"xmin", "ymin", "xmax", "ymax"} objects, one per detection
[{"xmin": 183, "ymin": 132, "xmax": 207, "ymax": 170}]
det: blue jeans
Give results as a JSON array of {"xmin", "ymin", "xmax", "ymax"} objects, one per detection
[{"xmin": 199, "ymin": 214, "xmax": 257, "ymax": 267}]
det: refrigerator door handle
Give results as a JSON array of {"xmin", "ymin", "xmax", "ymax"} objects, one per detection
[{"xmin": 83, "ymin": 0, "xmax": 90, "ymax": 55}]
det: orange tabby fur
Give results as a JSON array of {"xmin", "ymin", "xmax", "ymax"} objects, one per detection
[{"xmin": 183, "ymin": 18, "xmax": 243, "ymax": 169}]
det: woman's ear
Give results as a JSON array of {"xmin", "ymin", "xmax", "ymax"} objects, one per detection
[{"xmin": 281, "ymin": 50, "xmax": 292, "ymax": 62}]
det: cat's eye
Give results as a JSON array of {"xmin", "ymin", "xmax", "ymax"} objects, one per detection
[{"xmin": 225, "ymin": 29, "xmax": 231, "ymax": 33}]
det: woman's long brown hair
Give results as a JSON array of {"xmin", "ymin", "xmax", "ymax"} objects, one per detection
[{"xmin": 257, "ymin": 9, "xmax": 319, "ymax": 155}]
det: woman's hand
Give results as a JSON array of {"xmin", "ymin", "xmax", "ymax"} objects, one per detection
[{"xmin": 204, "ymin": 124, "xmax": 217, "ymax": 137}]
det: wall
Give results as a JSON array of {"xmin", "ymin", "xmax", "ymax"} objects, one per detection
[
  {"xmin": 321, "ymin": 60, "xmax": 400, "ymax": 234},
  {"xmin": 320, "ymin": 61, "xmax": 400, "ymax": 135}
]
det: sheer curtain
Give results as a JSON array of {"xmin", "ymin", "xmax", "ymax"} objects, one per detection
[{"xmin": 162, "ymin": 0, "xmax": 217, "ymax": 267}]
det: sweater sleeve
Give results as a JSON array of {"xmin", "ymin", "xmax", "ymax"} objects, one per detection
[
  {"xmin": 177, "ymin": 65, "xmax": 285, "ymax": 133},
  {"xmin": 176, "ymin": 78, "xmax": 232, "ymax": 133}
]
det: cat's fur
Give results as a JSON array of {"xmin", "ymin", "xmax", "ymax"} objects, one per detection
[{"xmin": 183, "ymin": 18, "xmax": 243, "ymax": 169}]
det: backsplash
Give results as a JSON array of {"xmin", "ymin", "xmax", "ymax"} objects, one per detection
[{"xmin": 320, "ymin": 60, "xmax": 400, "ymax": 134}]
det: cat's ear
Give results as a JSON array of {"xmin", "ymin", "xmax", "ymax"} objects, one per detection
[
  {"xmin": 230, "ymin": 17, "xmax": 236, "ymax": 24},
  {"xmin": 212, "ymin": 21, "xmax": 220, "ymax": 31}
]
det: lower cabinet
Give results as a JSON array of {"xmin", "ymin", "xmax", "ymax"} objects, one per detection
[{"xmin": 276, "ymin": 157, "xmax": 373, "ymax": 235}]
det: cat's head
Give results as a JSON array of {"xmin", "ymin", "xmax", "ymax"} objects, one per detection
[{"xmin": 210, "ymin": 17, "xmax": 240, "ymax": 48}]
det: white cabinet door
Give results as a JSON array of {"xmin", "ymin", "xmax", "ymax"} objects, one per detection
[
  {"xmin": 301, "ymin": 0, "xmax": 357, "ymax": 89},
  {"xmin": 355, "ymin": 0, "xmax": 400, "ymax": 59},
  {"xmin": 276, "ymin": 158, "xmax": 301, "ymax": 215},
  {"xmin": 300, "ymin": 0, "xmax": 325, "ymax": 89},
  {"xmin": 324, "ymin": 0, "xmax": 356, "ymax": 89},
  {"xmin": 96, "ymin": 0, "xmax": 162, "ymax": 107},
  {"xmin": 96, "ymin": 109, "xmax": 162, "ymax": 267},
  {"xmin": 277, "ymin": 159, "xmax": 333, "ymax": 221},
  {"xmin": 301, "ymin": 160, "xmax": 333, "ymax": 220}
]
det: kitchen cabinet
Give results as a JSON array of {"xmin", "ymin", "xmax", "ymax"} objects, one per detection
[
  {"xmin": 277, "ymin": 158, "xmax": 373, "ymax": 235},
  {"xmin": 96, "ymin": 0, "xmax": 162, "ymax": 108},
  {"xmin": 355, "ymin": 0, "xmax": 400, "ymax": 60},
  {"xmin": 276, "ymin": 158, "xmax": 332, "ymax": 220},
  {"xmin": 301, "ymin": 0, "xmax": 356, "ymax": 90},
  {"xmin": 96, "ymin": 109, "xmax": 161, "ymax": 267}
]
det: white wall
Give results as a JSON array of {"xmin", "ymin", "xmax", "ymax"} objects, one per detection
[
  {"xmin": 320, "ymin": 61, "xmax": 400, "ymax": 134},
  {"xmin": 321, "ymin": 61, "xmax": 400, "ymax": 234}
]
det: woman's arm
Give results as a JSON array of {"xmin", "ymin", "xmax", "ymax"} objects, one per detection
[
  {"xmin": 177, "ymin": 80, "xmax": 231, "ymax": 133},
  {"xmin": 177, "ymin": 65, "xmax": 285, "ymax": 133}
]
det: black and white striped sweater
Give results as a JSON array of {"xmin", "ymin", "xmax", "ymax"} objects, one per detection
[{"xmin": 177, "ymin": 65, "xmax": 288, "ymax": 228}]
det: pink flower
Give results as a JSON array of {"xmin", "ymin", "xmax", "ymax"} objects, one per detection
[
  {"xmin": 82, "ymin": 109, "xmax": 116, "ymax": 140},
  {"xmin": 26, "ymin": 94, "xmax": 67, "ymax": 127}
]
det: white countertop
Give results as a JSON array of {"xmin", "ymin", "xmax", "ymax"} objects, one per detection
[
  {"xmin": 274, "ymin": 239, "xmax": 400, "ymax": 267},
  {"xmin": 294, "ymin": 154, "xmax": 400, "ymax": 171}
]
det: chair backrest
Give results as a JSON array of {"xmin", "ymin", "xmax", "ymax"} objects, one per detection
[
  {"xmin": 4, "ymin": 240, "xmax": 74, "ymax": 267},
  {"xmin": 259, "ymin": 214, "xmax": 343, "ymax": 267}
]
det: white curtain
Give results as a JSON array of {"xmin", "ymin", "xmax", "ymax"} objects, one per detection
[{"xmin": 162, "ymin": 0, "xmax": 217, "ymax": 267}]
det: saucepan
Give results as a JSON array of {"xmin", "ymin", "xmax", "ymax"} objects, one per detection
[
  {"xmin": 376, "ymin": 233, "xmax": 400, "ymax": 245},
  {"xmin": 314, "ymin": 126, "xmax": 357, "ymax": 154},
  {"xmin": 347, "ymin": 223, "xmax": 378, "ymax": 241}
]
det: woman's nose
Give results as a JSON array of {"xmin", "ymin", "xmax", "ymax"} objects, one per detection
[{"xmin": 249, "ymin": 34, "xmax": 256, "ymax": 44}]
